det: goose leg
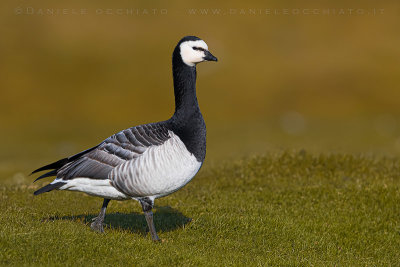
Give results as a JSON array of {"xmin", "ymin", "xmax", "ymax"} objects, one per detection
[
  {"xmin": 91, "ymin": 198, "xmax": 110, "ymax": 233},
  {"xmin": 140, "ymin": 197, "xmax": 160, "ymax": 242}
]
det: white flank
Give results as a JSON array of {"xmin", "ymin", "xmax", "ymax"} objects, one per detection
[
  {"xmin": 56, "ymin": 178, "xmax": 130, "ymax": 200},
  {"xmin": 180, "ymin": 40, "xmax": 209, "ymax": 66},
  {"xmin": 110, "ymin": 131, "xmax": 202, "ymax": 198}
]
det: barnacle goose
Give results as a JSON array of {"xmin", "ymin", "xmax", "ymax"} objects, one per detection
[{"xmin": 32, "ymin": 36, "xmax": 218, "ymax": 241}]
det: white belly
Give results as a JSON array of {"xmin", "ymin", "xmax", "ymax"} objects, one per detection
[
  {"xmin": 57, "ymin": 178, "xmax": 130, "ymax": 200},
  {"xmin": 110, "ymin": 132, "xmax": 202, "ymax": 198}
]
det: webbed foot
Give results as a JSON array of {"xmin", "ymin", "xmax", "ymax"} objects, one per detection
[{"xmin": 91, "ymin": 216, "xmax": 105, "ymax": 233}]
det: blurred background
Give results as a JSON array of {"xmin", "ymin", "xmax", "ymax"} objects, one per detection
[{"xmin": 1, "ymin": 0, "xmax": 400, "ymax": 181}]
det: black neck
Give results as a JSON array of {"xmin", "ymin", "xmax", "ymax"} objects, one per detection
[
  {"xmin": 167, "ymin": 47, "xmax": 206, "ymax": 162},
  {"xmin": 172, "ymin": 51, "xmax": 200, "ymax": 119}
]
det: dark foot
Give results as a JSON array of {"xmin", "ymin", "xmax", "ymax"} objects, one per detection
[
  {"xmin": 140, "ymin": 197, "xmax": 160, "ymax": 242},
  {"xmin": 90, "ymin": 217, "xmax": 105, "ymax": 233},
  {"xmin": 151, "ymin": 233, "xmax": 161, "ymax": 242}
]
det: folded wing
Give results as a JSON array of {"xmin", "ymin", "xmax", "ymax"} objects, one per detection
[{"xmin": 32, "ymin": 123, "xmax": 171, "ymax": 183}]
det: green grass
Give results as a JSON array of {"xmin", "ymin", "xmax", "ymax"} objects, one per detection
[
  {"xmin": 1, "ymin": 150, "xmax": 400, "ymax": 266},
  {"xmin": 1, "ymin": 0, "xmax": 400, "ymax": 265}
]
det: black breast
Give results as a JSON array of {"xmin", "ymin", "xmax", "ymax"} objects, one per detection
[{"xmin": 166, "ymin": 111, "xmax": 206, "ymax": 163}]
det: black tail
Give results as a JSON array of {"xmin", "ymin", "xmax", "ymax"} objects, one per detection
[
  {"xmin": 34, "ymin": 182, "xmax": 66, "ymax": 195},
  {"xmin": 31, "ymin": 145, "xmax": 100, "ymax": 182},
  {"xmin": 31, "ymin": 158, "xmax": 69, "ymax": 175}
]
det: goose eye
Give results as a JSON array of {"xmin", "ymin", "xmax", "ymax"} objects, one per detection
[{"xmin": 192, "ymin": 46, "xmax": 205, "ymax": 51}]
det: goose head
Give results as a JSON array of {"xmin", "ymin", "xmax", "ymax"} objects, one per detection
[{"xmin": 177, "ymin": 36, "xmax": 218, "ymax": 67}]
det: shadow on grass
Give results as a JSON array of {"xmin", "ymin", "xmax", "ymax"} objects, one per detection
[{"xmin": 42, "ymin": 206, "xmax": 192, "ymax": 236}]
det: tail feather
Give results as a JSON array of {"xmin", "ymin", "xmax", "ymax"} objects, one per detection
[
  {"xmin": 32, "ymin": 144, "xmax": 100, "ymax": 196},
  {"xmin": 34, "ymin": 170, "xmax": 58, "ymax": 182},
  {"xmin": 31, "ymin": 145, "xmax": 99, "ymax": 176},
  {"xmin": 34, "ymin": 182, "xmax": 66, "ymax": 195},
  {"xmin": 31, "ymin": 158, "xmax": 68, "ymax": 175}
]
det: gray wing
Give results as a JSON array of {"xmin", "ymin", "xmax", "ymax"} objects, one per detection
[{"xmin": 32, "ymin": 123, "xmax": 171, "ymax": 181}]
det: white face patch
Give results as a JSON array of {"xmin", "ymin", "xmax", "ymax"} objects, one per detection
[{"xmin": 180, "ymin": 40, "xmax": 209, "ymax": 66}]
